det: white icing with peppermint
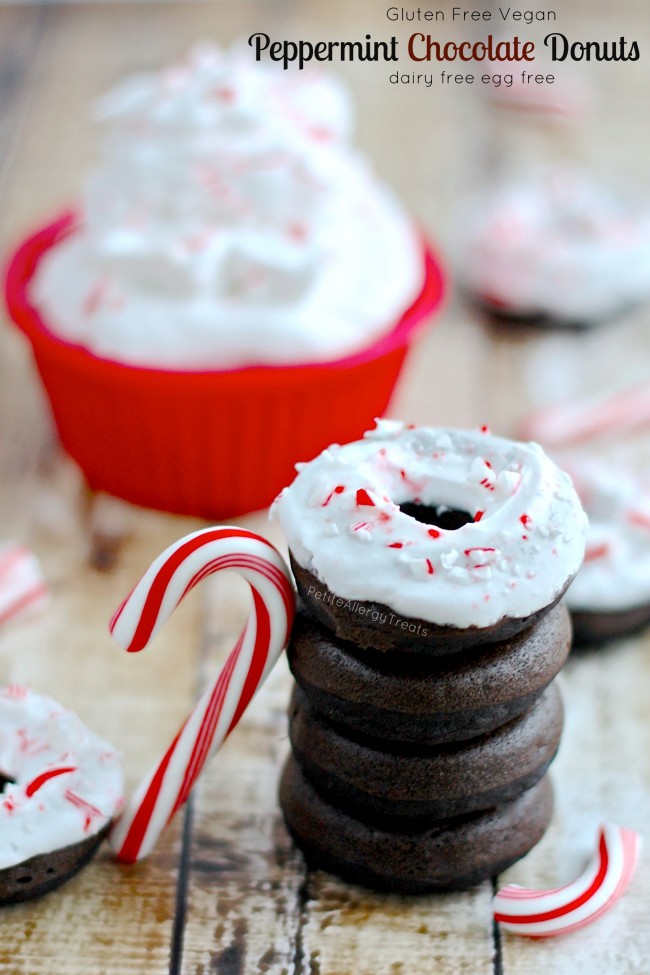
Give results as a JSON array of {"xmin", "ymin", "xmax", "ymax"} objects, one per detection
[
  {"xmin": 31, "ymin": 45, "xmax": 423, "ymax": 369},
  {"xmin": 0, "ymin": 686, "xmax": 124, "ymax": 869},
  {"xmin": 565, "ymin": 461, "xmax": 650, "ymax": 612},
  {"xmin": 460, "ymin": 169, "xmax": 650, "ymax": 322},
  {"xmin": 274, "ymin": 421, "xmax": 587, "ymax": 629}
]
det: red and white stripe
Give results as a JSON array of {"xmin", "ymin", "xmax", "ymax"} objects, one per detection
[
  {"xmin": 493, "ymin": 824, "xmax": 641, "ymax": 938},
  {"xmin": 0, "ymin": 542, "xmax": 48, "ymax": 628},
  {"xmin": 108, "ymin": 527, "xmax": 295, "ymax": 863},
  {"xmin": 518, "ymin": 381, "xmax": 650, "ymax": 449}
]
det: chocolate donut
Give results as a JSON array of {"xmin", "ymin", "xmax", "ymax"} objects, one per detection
[
  {"xmin": 459, "ymin": 172, "xmax": 650, "ymax": 333},
  {"xmin": 287, "ymin": 601, "xmax": 571, "ymax": 745},
  {"xmin": 0, "ymin": 826, "xmax": 110, "ymax": 904},
  {"xmin": 470, "ymin": 295, "xmax": 596, "ymax": 333},
  {"xmin": 0, "ymin": 686, "xmax": 123, "ymax": 904},
  {"xmin": 571, "ymin": 605, "xmax": 650, "ymax": 648},
  {"xmin": 280, "ymin": 756, "xmax": 554, "ymax": 894},
  {"xmin": 288, "ymin": 682, "xmax": 563, "ymax": 825},
  {"xmin": 290, "ymin": 555, "xmax": 572, "ymax": 655},
  {"xmin": 275, "ymin": 422, "xmax": 587, "ymax": 655}
]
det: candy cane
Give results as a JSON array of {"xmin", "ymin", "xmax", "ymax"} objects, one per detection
[
  {"xmin": 108, "ymin": 527, "xmax": 295, "ymax": 863},
  {"xmin": 519, "ymin": 381, "xmax": 650, "ymax": 449},
  {"xmin": 493, "ymin": 824, "xmax": 641, "ymax": 938}
]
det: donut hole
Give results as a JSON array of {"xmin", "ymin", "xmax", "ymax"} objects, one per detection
[{"xmin": 399, "ymin": 502, "xmax": 473, "ymax": 531}]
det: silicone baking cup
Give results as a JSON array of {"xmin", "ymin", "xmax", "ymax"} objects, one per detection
[{"xmin": 5, "ymin": 214, "xmax": 445, "ymax": 518}]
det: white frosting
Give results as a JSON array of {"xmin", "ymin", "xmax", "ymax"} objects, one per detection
[
  {"xmin": 31, "ymin": 45, "xmax": 423, "ymax": 369},
  {"xmin": 274, "ymin": 420, "xmax": 587, "ymax": 629},
  {"xmin": 460, "ymin": 169, "xmax": 650, "ymax": 322},
  {"xmin": 0, "ymin": 686, "xmax": 124, "ymax": 869},
  {"xmin": 565, "ymin": 461, "xmax": 650, "ymax": 612}
]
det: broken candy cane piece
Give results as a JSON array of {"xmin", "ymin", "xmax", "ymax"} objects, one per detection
[
  {"xmin": 518, "ymin": 382, "xmax": 650, "ymax": 448},
  {"xmin": 108, "ymin": 527, "xmax": 295, "ymax": 863},
  {"xmin": 0, "ymin": 542, "xmax": 48, "ymax": 627},
  {"xmin": 493, "ymin": 823, "xmax": 641, "ymax": 938}
]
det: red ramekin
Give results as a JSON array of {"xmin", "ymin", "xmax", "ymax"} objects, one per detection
[{"xmin": 5, "ymin": 213, "xmax": 445, "ymax": 519}]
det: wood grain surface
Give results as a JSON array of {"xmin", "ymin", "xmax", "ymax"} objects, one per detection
[{"xmin": 0, "ymin": 2, "xmax": 648, "ymax": 974}]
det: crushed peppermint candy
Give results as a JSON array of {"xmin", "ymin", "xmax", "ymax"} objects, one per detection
[{"xmin": 275, "ymin": 422, "xmax": 587, "ymax": 629}]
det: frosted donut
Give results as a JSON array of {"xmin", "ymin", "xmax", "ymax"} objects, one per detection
[
  {"xmin": 0, "ymin": 686, "xmax": 123, "ymax": 904},
  {"xmin": 274, "ymin": 420, "xmax": 587, "ymax": 653},
  {"xmin": 459, "ymin": 170, "xmax": 650, "ymax": 329},
  {"xmin": 565, "ymin": 461, "xmax": 650, "ymax": 645}
]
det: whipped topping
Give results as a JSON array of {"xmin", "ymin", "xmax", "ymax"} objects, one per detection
[
  {"xmin": 274, "ymin": 420, "xmax": 587, "ymax": 629},
  {"xmin": 0, "ymin": 686, "xmax": 124, "ymax": 869},
  {"xmin": 460, "ymin": 169, "xmax": 650, "ymax": 323},
  {"xmin": 565, "ymin": 461, "xmax": 650, "ymax": 612},
  {"xmin": 31, "ymin": 45, "xmax": 423, "ymax": 369}
]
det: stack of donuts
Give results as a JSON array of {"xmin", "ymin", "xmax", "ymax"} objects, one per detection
[{"xmin": 275, "ymin": 421, "xmax": 587, "ymax": 893}]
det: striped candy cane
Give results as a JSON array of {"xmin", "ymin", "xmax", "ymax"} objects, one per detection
[
  {"xmin": 108, "ymin": 527, "xmax": 295, "ymax": 863},
  {"xmin": 493, "ymin": 824, "xmax": 641, "ymax": 938}
]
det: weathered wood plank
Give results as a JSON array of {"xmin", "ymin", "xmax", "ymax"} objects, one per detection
[
  {"xmin": 179, "ymin": 662, "xmax": 304, "ymax": 975},
  {"xmin": 0, "ymin": 455, "xmax": 204, "ymax": 975},
  {"xmin": 179, "ymin": 518, "xmax": 308, "ymax": 975},
  {"xmin": 296, "ymin": 876, "xmax": 495, "ymax": 975},
  {"xmin": 498, "ymin": 641, "xmax": 650, "ymax": 974}
]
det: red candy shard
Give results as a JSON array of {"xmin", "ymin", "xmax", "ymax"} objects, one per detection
[
  {"xmin": 474, "ymin": 510, "xmax": 485, "ymax": 522},
  {"xmin": 428, "ymin": 528, "xmax": 441, "ymax": 538},
  {"xmin": 520, "ymin": 513, "xmax": 532, "ymax": 528},
  {"xmin": 628, "ymin": 510, "xmax": 650, "ymax": 530},
  {"xmin": 82, "ymin": 280, "xmax": 107, "ymax": 317},
  {"xmin": 425, "ymin": 559, "xmax": 434, "ymax": 575},
  {"xmin": 309, "ymin": 126, "xmax": 333, "ymax": 141},
  {"xmin": 65, "ymin": 790, "xmax": 104, "ymax": 832},
  {"xmin": 480, "ymin": 425, "xmax": 490, "ymax": 433},
  {"xmin": 25, "ymin": 766, "xmax": 77, "ymax": 797},
  {"xmin": 584, "ymin": 543, "xmax": 610, "ymax": 562},
  {"xmin": 388, "ymin": 542, "xmax": 403, "ymax": 549},
  {"xmin": 288, "ymin": 223, "xmax": 307, "ymax": 241},
  {"xmin": 356, "ymin": 489, "xmax": 376, "ymax": 507},
  {"xmin": 322, "ymin": 484, "xmax": 345, "ymax": 507}
]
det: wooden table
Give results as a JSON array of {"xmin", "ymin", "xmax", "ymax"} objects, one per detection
[{"xmin": 0, "ymin": 2, "xmax": 648, "ymax": 973}]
